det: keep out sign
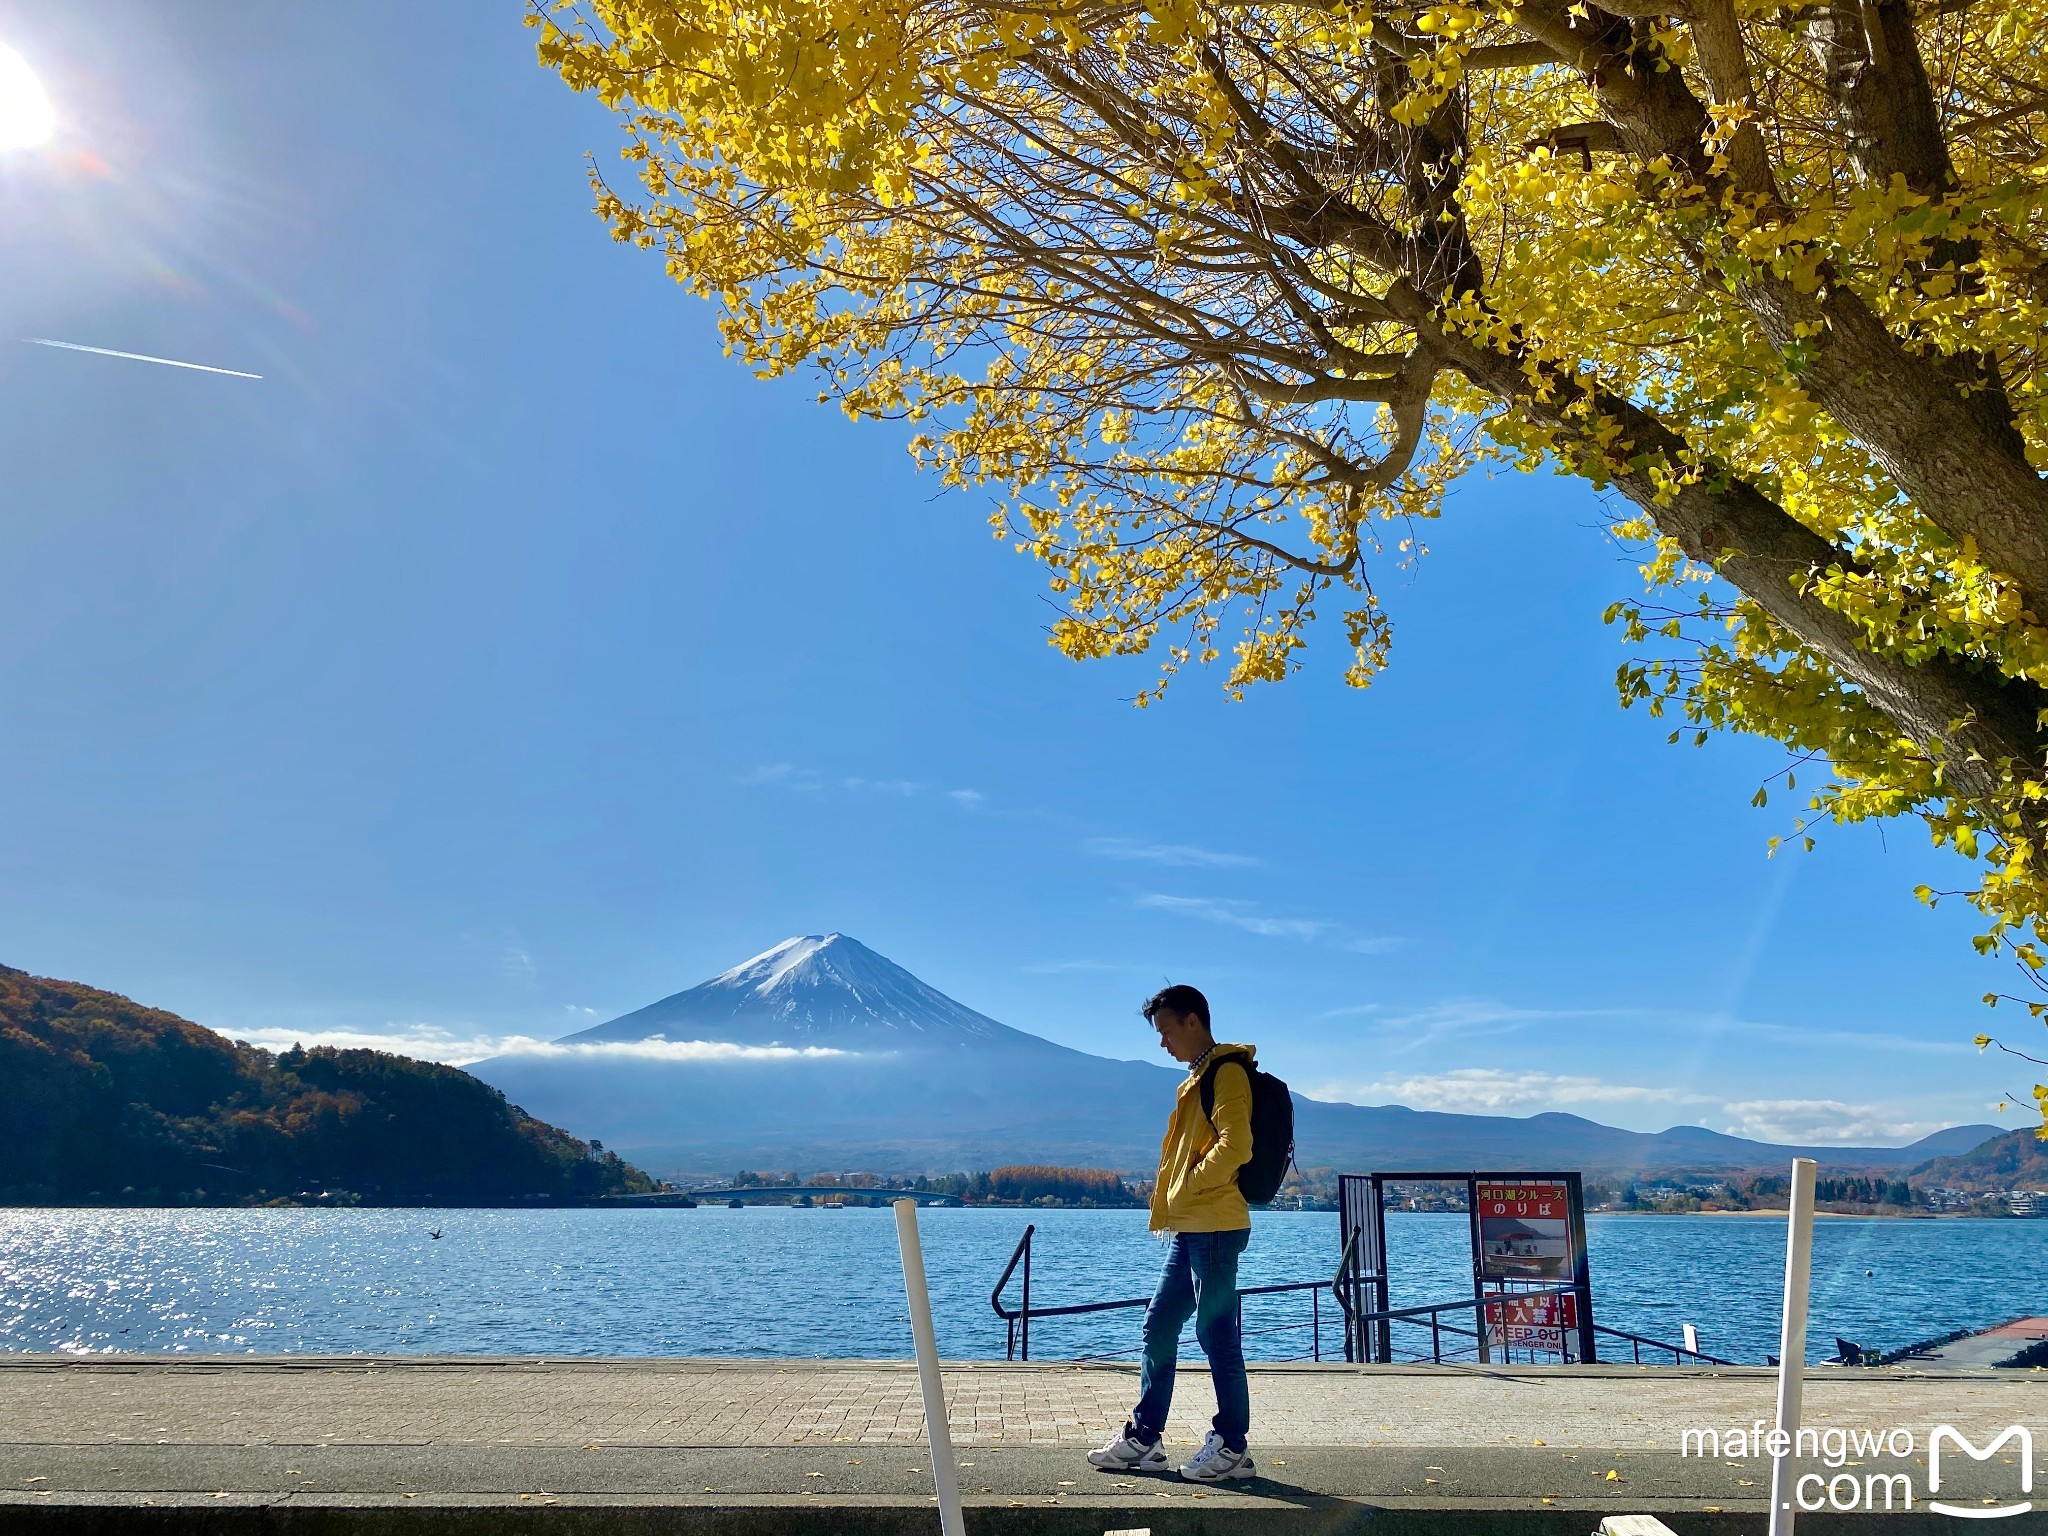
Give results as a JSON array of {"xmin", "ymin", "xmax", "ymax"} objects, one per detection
[{"xmin": 1483, "ymin": 1290, "xmax": 1579, "ymax": 1355}]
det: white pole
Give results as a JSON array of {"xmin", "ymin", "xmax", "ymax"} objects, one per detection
[
  {"xmin": 1768, "ymin": 1158, "xmax": 1818, "ymax": 1536},
  {"xmin": 894, "ymin": 1199, "xmax": 966, "ymax": 1536}
]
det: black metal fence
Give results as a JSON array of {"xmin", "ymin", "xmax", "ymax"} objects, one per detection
[
  {"xmin": 989, "ymin": 1224, "xmax": 1335, "ymax": 1361},
  {"xmin": 991, "ymin": 1223, "xmax": 1737, "ymax": 1366}
]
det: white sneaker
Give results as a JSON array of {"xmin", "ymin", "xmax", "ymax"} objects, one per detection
[
  {"xmin": 1178, "ymin": 1430, "xmax": 1255, "ymax": 1482},
  {"xmin": 1087, "ymin": 1426, "xmax": 1168, "ymax": 1471}
]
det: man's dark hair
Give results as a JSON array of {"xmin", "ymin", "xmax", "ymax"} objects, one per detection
[{"xmin": 1142, "ymin": 984, "xmax": 1211, "ymax": 1030}]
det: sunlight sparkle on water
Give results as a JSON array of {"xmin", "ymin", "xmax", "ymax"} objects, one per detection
[{"xmin": 0, "ymin": 41, "xmax": 55, "ymax": 151}]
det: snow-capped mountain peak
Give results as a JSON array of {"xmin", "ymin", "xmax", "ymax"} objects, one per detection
[
  {"xmin": 559, "ymin": 934, "xmax": 1038, "ymax": 1049},
  {"xmin": 713, "ymin": 934, "xmax": 881, "ymax": 996}
]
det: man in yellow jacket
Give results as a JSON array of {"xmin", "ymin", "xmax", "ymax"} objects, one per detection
[{"xmin": 1087, "ymin": 984, "xmax": 1256, "ymax": 1482}]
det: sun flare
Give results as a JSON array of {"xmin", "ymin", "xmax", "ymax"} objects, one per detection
[{"xmin": 0, "ymin": 40, "xmax": 55, "ymax": 151}]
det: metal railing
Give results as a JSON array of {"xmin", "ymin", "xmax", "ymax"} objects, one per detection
[
  {"xmin": 990, "ymin": 1222, "xmax": 1034, "ymax": 1360},
  {"xmin": 1335, "ymin": 1281, "xmax": 1737, "ymax": 1366},
  {"xmin": 992, "ymin": 1224, "xmax": 1737, "ymax": 1367},
  {"xmin": 1333, "ymin": 1262, "xmax": 1564, "ymax": 1364},
  {"xmin": 989, "ymin": 1224, "xmax": 1335, "ymax": 1361},
  {"xmin": 1593, "ymin": 1323, "xmax": 1735, "ymax": 1366}
]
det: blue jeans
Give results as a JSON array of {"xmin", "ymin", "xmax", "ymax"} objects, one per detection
[{"xmin": 1128, "ymin": 1228, "xmax": 1250, "ymax": 1452}]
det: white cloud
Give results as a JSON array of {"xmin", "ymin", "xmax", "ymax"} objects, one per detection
[
  {"xmin": 488, "ymin": 1037, "xmax": 856, "ymax": 1064},
  {"xmin": 1322, "ymin": 992, "xmax": 1957, "ymax": 1059},
  {"xmin": 1137, "ymin": 893, "xmax": 1331, "ymax": 940},
  {"xmin": 501, "ymin": 946, "xmax": 537, "ymax": 988},
  {"xmin": 231, "ymin": 1027, "xmax": 856, "ymax": 1069},
  {"xmin": 1702, "ymin": 1016, "xmax": 1965, "ymax": 1056},
  {"xmin": 1019, "ymin": 959, "xmax": 1144, "ymax": 975},
  {"xmin": 1135, "ymin": 893, "xmax": 1403, "ymax": 955},
  {"xmin": 840, "ymin": 776, "xmax": 925, "ymax": 796},
  {"xmin": 1310, "ymin": 1067, "xmax": 1704, "ymax": 1114},
  {"xmin": 1336, "ymin": 998, "xmax": 1626, "ymax": 1052},
  {"xmin": 1087, "ymin": 837, "xmax": 1260, "ymax": 869},
  {"xmin": 1718, "ymin": 1099, "xmax": 1948, "ymax": 1145},
  {"xmin": 742, "ymin": 763, "xmax": 984, "ymax": 808}
]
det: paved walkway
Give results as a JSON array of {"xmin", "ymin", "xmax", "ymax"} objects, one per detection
[
  {"xmin": 1908, "ymin": 1318, "xmax": 2048, "ymax": 1369},
  {"xmin": 1, "ymin": 1356, "xmax": 2041, "ymax": 1529}
]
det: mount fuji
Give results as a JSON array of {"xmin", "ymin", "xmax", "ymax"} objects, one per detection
[
  {"xmin": 467, "ymin": 935, "xmax": 1184, "ymax": 1173},
  {"xmin": 464, "ymin": 934, "xmax": 2000, "ymax": 1179},
  {"xmin": 564, "ymin": 934, "xmax": 1038, "ymax": 1051}
]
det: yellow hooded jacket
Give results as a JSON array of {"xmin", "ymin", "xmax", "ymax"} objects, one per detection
[{"xmin": 1149, "ymin": 1042, "xmax": 1256, "ymax": 1234}]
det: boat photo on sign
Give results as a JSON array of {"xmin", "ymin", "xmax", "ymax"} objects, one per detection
[{"xmin": 1476, "ymin": 1181, "xmax": 1574, "ymax": 1281}]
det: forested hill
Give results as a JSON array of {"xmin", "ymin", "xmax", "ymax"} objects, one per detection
[
  {"xmin": 1911, "ymin": 1127, "xmax": 2048, "ymax": 1193},
  {"xmin": 0, "ymin": 964, "xmax": 658, "ymax": 1205}
]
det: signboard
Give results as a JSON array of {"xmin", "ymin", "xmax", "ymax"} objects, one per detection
[
  {"xmin": 1341, "ymin": 1169, "xmax": 1596, "ymax": 1363},
  {"xmin": 1474, "ymin": 1179, "xmax": 1574, "ymax": 1281},
  {"xmin": 1483, "ymin": 1289, "xmax": 1580, "ymax": 1359}
]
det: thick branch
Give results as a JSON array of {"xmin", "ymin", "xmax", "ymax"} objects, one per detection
[
  {"xmin": 1464, "ymin": 40, "xmax": 1566, "ymax": 67},
  {"xmin": 1802, "ymin": 0, "xmax": 2029, "ymax": 466},
  {"xmin": 1220, "ymin": 364, "xmax": 1406, "ymax": 404},
  {"xmin": 1687, "ymin": 0, "xmax": 1780, "ymax": 201},
  {"xmin": 1509, "ymin": 0, "xmax": 2048, "ymax": 622},
  {"xmin": 1806, "ymin": 0, "xmax": 1955, "ymax": 195}
]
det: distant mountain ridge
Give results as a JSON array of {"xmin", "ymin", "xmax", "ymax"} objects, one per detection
[{"xmin": 468, "ymin": 934, "xmax": 1999, "ymax": 1178}]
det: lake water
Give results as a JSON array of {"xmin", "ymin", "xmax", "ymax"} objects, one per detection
[{"xmin": 0, "ymin": 1207, "xmax": 2039, "ymax": 1365}]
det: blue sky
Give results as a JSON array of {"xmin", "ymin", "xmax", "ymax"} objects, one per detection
[{"xmin": 0, "ymin": 1, "xmax": 2026, "ymax": 1149}]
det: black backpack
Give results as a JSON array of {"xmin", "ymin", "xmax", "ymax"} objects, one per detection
[{"xmin": 1198, "ymin": 1055, "xmax": 1295, "ymax": 1206}]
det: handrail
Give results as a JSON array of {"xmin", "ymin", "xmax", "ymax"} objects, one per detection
[
  {"xmin": 996, "ymin": 1277, "xmax": 1330, "ymax": 1323},
  {"xmin": 988, "ymin": 1228, "xmax": 1370, "ymax": 1330},
  {"xmin": 988, "ymin": 1225, "xmax": 1334, "ymax": 1361},
  {"xmin": 989, "ymin": 1225, "xmax": 1036, "ymax": 1360},
  {"xmin": 1331, "ymin": 1223, "xmax": 1365, "ymax": 1298},
  {"xmin": 990, "ymin": 1224, "xmax": 1034, "ymax": 1314},
  {"xmin": 1352, "ymin": 1286, "xmax": 1567, "ymax": 1365},
  {"xmin": 1330, "ymin": 1224, "xmax": 1369, "ymax": 1360},
  {"xmin": 1338, "ymin": 1290, "xmax": 1736, "ymax": 1366},
  {"xmin": 1592, "ymin": 1322, "xmax": 1735, "ymax": 1366},
  {"xmin": 1348, "ymin": 1283, "xmax": 1574, "ymax": 1327},
  {"xmin": 987, "ymin": 1226, "xmax": 1733, "ymax": 1367}
]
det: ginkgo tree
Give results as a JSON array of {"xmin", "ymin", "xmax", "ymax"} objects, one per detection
[{"xmin": 532, "ymin": 0, "xmax": 2048, "ymax": 1121}]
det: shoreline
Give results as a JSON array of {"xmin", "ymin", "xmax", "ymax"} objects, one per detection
[
  {"xmin": 1590, "ymin": 1207, "xmax": 1956, "ymax": 1219},
  {"xmin": 0, "ymin": 1201, "xmax": 2013, "ymax": 1217},
  {"xmin": 1392, "ymin": 1206, "xmax": 1983, "ymax": 1220}
]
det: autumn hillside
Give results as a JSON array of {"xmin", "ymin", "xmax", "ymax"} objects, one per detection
[
  {"xmin": 1911, "ymin": 1127, "xmax": 2048, "ymax": 1195},
  {"xmin": 0, "ymin": 963, "xmax": 657, "ymax": 1205}
]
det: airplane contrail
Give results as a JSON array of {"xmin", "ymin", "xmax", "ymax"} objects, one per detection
[{"xmin": 23, "ymin": 337, "xmax": 262, "ymax": 379}]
